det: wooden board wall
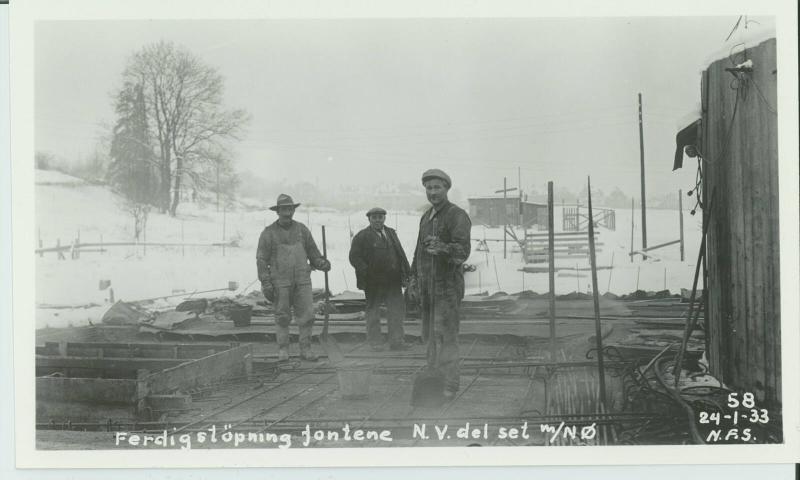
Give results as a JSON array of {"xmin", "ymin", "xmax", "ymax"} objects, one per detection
[{"xmin": 702, "ymin": 38, "xmax": 780, "ymax": 408}]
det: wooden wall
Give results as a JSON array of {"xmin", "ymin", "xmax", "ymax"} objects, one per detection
[{"xmin": 702, "ymin": 38, "xmax": 780, "ymax": 408}]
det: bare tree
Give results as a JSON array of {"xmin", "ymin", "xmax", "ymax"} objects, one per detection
[{"xmin": 117, "ymin": 40, "xmax": 248, "ymax": 216}]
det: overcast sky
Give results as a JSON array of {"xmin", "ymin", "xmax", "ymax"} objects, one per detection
[{"xmin": 34, "ymin": 16, "xmax": 775, "ymax": 199}]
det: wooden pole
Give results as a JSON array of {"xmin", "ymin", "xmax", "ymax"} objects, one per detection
[
  {"xmin": 548, "ymin": 181, "xmax": 557, "ymax": 363},
  {"xmin": 636, "ymin": 267, "xmax": 641, "ymax": 291},
  {"xmin": 638, "ymin": 93, "xmax": 648, "ymax": 257},
  {"xmin": 630, "ymin": 198, "xmax": 634, "ymax": 263},
  {"xmin": 606, "ymin": 250, "xmax": 615, "ymax": 293},
  {"xmin": 493, "ymin": 256, "xmax": 501, "ymax": 292},
  {"xmin": 503, "ymin": 177, "xmax": 507, "ymax": 259},
  {"xmin": 222, "ymin": 203, "xmax": 227, "ymax": 257},
  {"xmin": 518, "ymin": 166, "xmax": 522, "ymax": 226},
  {"xmin": 587, "ymin": 176, "xmax": 607, "ymax": 409},
  {"xmin": 679, "ymin": 189, "xmax": 685, "ymax": 261}
]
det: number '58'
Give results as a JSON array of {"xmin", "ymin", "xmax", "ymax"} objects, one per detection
[{"xmin": 727, "ymin": 392, "xmax": 756, "ymax": 409}]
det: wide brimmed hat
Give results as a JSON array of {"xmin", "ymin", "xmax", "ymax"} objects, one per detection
[
  {"xmin": 269, "ymin": 193, "xmax": 301, "ymax": 211},
  {"xmin": 366, "ymin": 207, "xmax": 387, "ymax": 217}
]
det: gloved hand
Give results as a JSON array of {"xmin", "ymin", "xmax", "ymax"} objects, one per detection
[
  {"xmin": 261, "ymin": 281, "xmax": 276, "ymax": 303},
  {"xmin": 315, "ymin": 258, "xmax": 331, "ymax": 272},
  {"xmin": 424, "ymin": 237, "xmax": 448, "ymax": 256}
]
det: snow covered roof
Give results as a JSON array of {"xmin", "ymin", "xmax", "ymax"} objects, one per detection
[{"xmin": 701, "ymin": 17, "xmax": 776, "ymax": 71}]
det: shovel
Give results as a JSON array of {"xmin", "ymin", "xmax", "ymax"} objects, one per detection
[
  {"xmin": 411, "ymin": 218, "xmax": 446, "ymax": 407},
  {"xmin": 320, "ymin": 225, "xmax": 345, "ymax": 365}
]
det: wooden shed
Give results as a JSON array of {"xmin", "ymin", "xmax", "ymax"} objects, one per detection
[
  {"xmin": 467, "ymin": 196, "xmax": 548, "ymax": 228},
  {"xmin": 693, "ymin": 38, "xmax": 780, "ymax": 408}
]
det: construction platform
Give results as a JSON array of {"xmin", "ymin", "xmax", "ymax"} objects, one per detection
[{"xmin": 35, "ymin": 292, "xmax": 720, "ymax": 449}]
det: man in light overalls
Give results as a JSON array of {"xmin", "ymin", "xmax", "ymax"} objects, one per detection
[{"xmin": 257, "ymin": 194, "xmax": 331, "ymax": 361}]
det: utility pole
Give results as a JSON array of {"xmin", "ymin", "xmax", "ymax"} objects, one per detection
[
  {"xmin": 638, "ymin": 93, "xmax": 648, "ymax": 257},
  {"xmin": 495, "ymin": 178, "xmax": 517, "ymax": 260}
]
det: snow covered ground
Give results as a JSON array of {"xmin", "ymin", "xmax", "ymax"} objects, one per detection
[{"xmin": 34, "ymin": 169, "xmax": 703, "ymax": 329}]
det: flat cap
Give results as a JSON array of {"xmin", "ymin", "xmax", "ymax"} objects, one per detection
[
  {"xmin": 421, "ymin": 168, "xmax": 451, "ymax": 188},
  {"xmin": 366, "ymin": 207, "xmax": 387, "ymax": 217}
]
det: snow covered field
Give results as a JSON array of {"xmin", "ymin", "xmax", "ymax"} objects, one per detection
[{"xmin": 34, "ymin": 169, "xmax": 703, "ymax": 329}]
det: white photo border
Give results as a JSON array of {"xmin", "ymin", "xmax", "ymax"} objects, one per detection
[{"xmin": 10, "ymin": 0, "xmax": 800, "ymax": 468}]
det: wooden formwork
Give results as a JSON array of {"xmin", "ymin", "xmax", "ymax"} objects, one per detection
[{"xmin": 36, "ymin": 342, "xmax": 254, "ymax": 420}]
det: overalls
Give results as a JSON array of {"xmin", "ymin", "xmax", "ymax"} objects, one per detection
[{"xmin": 269, "ymin": 230, "xmax": 315, "ymax": 353}]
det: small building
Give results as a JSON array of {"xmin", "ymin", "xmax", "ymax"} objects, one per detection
[
  {"xmin": 467, "ymin": 196, "xmax": 548, "ymax": 228},
  {"xmin": 675, "ymin": 37, "xmax": 780, "ymax": 409}
]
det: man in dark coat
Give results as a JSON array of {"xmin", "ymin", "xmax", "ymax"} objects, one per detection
[
  {"xmin": 349, "ymin": 207, "xmax": 412, "ymax": 351},
  {"xmin": 411, "ymin": 169, "xmax": 471, "ymax": 399}
]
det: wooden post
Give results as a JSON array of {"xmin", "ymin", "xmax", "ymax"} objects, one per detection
[
  {"xmin": 504, "ymin": 177, "xmax": 507, "ymax": 259},
  {"xmin": 606, "ymin": 250, "xmax": 615, "ymax": 293},
  {"xmin": 679, "ymin": 189, "xmax": 685, "ymax": 261},
  {"xmin": 630, "ymin": 198, "xmax": 634, "ymax": 263},
  {"xmin": 493, "ymin": 256, "xmax": 501, "ymax": 292},
  {"xmin": 586, "ymin": 177, "xmax": 607, "ymax": 409},
  {"xmin": 548, "ymin": 181, "xmax": 556, "ymax": 363},
  {"xmin": 638, "ymin": 93, "xmax": 648, "ymax": 257},
  {"xmin": 636, "ymin": 266, "xmax": 641, "ymax": 291},
  {"xmin": 56, "ymin": 238, "xmax": 65, "ymax": 260},
  {"xmin": 38, "ymin": 229, "xmax": 43, "ymax": 258},
  {"xmin": 517, "ymin": 166, "xmax": 523, "ymax": 227}
]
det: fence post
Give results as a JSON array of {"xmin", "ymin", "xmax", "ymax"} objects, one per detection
[
  {"xmin": 679, "ymin": 189, "xmax": 685, "ymax": 261},
  {"xmin": 56, "ymin": 238, "xmax": 65, "ymax": 260}
]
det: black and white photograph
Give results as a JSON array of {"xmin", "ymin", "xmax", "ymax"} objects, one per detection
[{"xmin": 9, "ymin": 0, "xmax": 799, "ymax": 468}]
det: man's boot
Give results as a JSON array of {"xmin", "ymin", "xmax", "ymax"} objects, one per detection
[
  {"xmin": 298, "ymin": 325, "xmax": 318, "ymax": 361},
  {"xmin": 276, "ymin": 325, "xmax": 290, "ymax": 361},
  {"xmin": 299, "ymin": 343, "xmax": 318, "ymax": 361}
]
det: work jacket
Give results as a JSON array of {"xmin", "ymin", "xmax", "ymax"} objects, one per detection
[
  {"xmin": 349, "ymin": 226, "xmax": 411, "ymax": 290},
  {"xmin": 256, "ymin": 220, "xmax": 324, "ymax": 287},
  {"xmin": 412, "ymin": 200, "xmax": 472, "ymax": 299}
]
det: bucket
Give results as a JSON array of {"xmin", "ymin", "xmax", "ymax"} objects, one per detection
[
  {"xmin": 229, "ymin": 305, "xmax": 252, "ymax": 327},
  {"xmin": 336, "ymin": 363, "xmax": 374, "ymax": 399}
]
